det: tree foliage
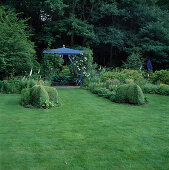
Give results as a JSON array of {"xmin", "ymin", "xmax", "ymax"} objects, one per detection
[
  {"xmin": 0, "ymin": 0, "xmax": 169, "ymax": 71},
  {"xmin": 0, "ymin": 7, "xmax": 37, "ymax": 79}
]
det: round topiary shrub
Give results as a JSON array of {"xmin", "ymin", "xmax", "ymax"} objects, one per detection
[
  {"xmin": 20, "ymin": 88, "xmax": 31, "ymax": 106},
  {"xmin": 115, "ymin": 84, "xmax": 130, "ymax": 103},
  {"xmin": 115, "ymin": 84, "xmax": 145, "ymax": 105},
  {"xmin": 44, "ymin": 86, "xmax": 58, "ymax": 104},
  {"xmin": 30, "ymin": 85, "xmax": 49, "ymax": 108},
  {"xmin": 127, "ymin": 84, "xmax": 145, "ymax": 105}
]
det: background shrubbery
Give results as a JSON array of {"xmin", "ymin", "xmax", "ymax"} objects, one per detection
[
  {"xmin": 85, "ymin": 67, "xmax": 169, "ymax": 105},
  {"xmin": 0, "ymin": 79, "xmax": 50, "ymax": 94},
  {"xmin": 151, "ymin": 70, "xmax": 169, "ymax": 85}
]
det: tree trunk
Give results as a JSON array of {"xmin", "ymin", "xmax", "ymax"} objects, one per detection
[
  {"xmin": 71, "ymin": 31, "xmax": 75, "ymax": 46},
  {"xmin": 110, "ymin": 44, "xmax": 113, "ymax": 66},
  {"xmin": 82, "ymin": 37, "xmax": 87, "ymax": 46}
]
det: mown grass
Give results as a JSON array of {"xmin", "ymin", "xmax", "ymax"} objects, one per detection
[{"xmin": 0, "ymin": 89, "xmax": 169, "ymax": 170}]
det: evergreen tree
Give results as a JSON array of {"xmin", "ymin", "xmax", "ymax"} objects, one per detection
[{"xmin": 0, "ymin": 7, "xmax": 37, "ymax": 79}]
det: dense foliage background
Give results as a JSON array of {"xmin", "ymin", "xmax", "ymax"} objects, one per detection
[{"xmin": 0, "ymin": 0, "xmax": 169, "ymax": 78}]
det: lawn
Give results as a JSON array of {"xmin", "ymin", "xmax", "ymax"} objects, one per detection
[{"xmin": 0, "ymin": 89, "xmax": 169, "ymax": 170}]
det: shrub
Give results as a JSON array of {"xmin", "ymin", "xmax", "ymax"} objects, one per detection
[
  {"xmin": 26, "ymin": 79, "xmax": 37, "ymax": 88},
  {"xmin": 115, "ymin": 84, "xmax": 145, "ymax": 105},
  {"xmin": 0, "ymin": 80, "xmax": 2, "ymax": 91},
  {"xmin": 151, "ymin": 70, "xmax": 169, "ymax": 85},
  {"xmin": 106, "ymin": 79, "xmax": 121, "ymax": 88},
  {"xmin": 44, "ymin": 86, "xmax": 58, "ymax": 104},
  {"xmin": 0, "ymin": 79, "xmax": 51, "ymax": 94},
  {"xmin": 97, "ymin": 88, "xmax": 111, "ymax": 98},
  {"xmin": 88, "ymin": 82, "xmax": 106, "ymax": 91},
  {"xmin": 101, "ymin": 72, "xmax": 126, "ymax": 82},
  {"xmin": 1, "ymin": 80, "xmax": 12, "ymax": 94},
  {"xmin": 108, "ymin": 85, "xmax": 118, "ymax": 93},
  {"xmin": 20, "ymin": 88, "xmax": 31, "ymax": 106},
  {"xmin": 51, "ymin": 75, "xmax": 75, "ymax": 85},
  {"xmin": 135, "ymin": 78, "xmax": 150, "ymax": 87},
  {"xmin": 121, "ymin": 69, "xmax": 144, "ymax": 81},
  {"xmin": 158, "ymin": 84, "xmax": 169, "ymax": 96},
  {"xmin": 42, "ymin": 100, "xmax": 55, "ymax": 109},
  {"xmin": 127, "ymin": 84, "xmax": 145, "ymax": 105},
  {"xmin": 140, "ymin": 83, "xmax": 159, "ymax": 94},
  {"xmin": 122, "ymin": 52, "xmax": 143, "ymax": 70},
  {"xmin": 115, "ymin": 84, "xmax": 130, "ymax": 103},
  {"xmin": 30, "ymin": 85, "xmax": 49, "ymax": 108},
  {"xmin": 125, "ymin": 79, "xmax": 134, "ymax": 84}
]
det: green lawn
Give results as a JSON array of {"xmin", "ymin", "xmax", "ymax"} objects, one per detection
[{"xmin": 0, "ymin": 89, "xmax": 169, "ymax": 170}]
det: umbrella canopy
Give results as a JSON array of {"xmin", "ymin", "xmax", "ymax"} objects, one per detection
[{"xmin": 43, "ymin": 46, "xmax": 84, "ymax": 55}]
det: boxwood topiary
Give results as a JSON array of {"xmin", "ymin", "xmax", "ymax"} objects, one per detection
[
  {"xmin": 115, "ymin": 84, "xmax": 145, "ymax": 105},
  {"xmin": 30, "ymin": 85, "xmax": 49, "ymax": 108},
  {"xmin": 44, "ymin": 86, "xmax": 58, "ymax": 104},
  {"xmin": 115, "ymin": 84, "xmax": 130, "ymax": 103},
  {"xmin": 20, "ymin": 88, "xmax": 31, "ymax": 106},
  {"xmin": 127, "ymin": 84, "xmax": 145, "ymax": 105}
]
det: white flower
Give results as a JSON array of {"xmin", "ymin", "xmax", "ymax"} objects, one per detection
[{"xmin": 29, "ymin": 69, "xmax": 32, "ymax": 76}]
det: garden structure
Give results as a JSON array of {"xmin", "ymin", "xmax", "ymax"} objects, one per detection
[{"xmin": 43, "ymin": 45, "xmax": 85, "ymax": 86}]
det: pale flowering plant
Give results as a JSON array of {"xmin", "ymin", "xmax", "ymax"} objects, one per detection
[{"xmin": 71, "ymin": 54, "xmax": 89, "ymax": 78}]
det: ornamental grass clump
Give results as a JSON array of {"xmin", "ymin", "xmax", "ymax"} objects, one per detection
[{"xmin": 115, "ymin": 84, "xmax": 145, "ymax": 105}]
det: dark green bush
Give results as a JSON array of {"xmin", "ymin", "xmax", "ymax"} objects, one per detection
[
  {"xmin": 44, "ymin": 86, "xmax": 58, "ymax": 104},
  {"xmin": 115, "ymin": 84, "xmax": 145, "ymax": 105},
  {"xmin": 0, "ymin": 80, "xmax": 24, "ymax": 94},
  {"xmin": 151, "ymin": 70, "xmax": 169, "ymax": 85},
  {"xmin": 20, "ymin": 88, "xmax": 31, "ymax": 106},
  {"xmin": 51, "ymin": 75, "xmax": 76, "ymax": 85},
  {"xmin": 122, "ymin": 52, "xmax": 143, "ymax": 70},
  {"xmin": 0, "ymin": 80, "xmax": 2, "ymax": 91},
  {"xmin": 1, "ymin": 81, "xmax": 12, "ymax": 94},
  {"xmin": 30, "ymin": 85, "xmax": 49, "ymax": 108}
]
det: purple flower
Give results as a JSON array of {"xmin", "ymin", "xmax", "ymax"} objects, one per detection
[{"xmin": 147, "ymin": 59, "xmax": 153, "ymax": 71}]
